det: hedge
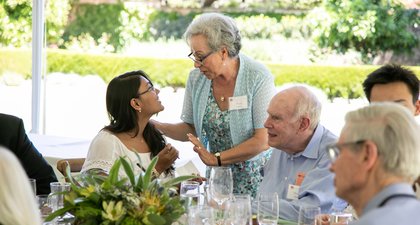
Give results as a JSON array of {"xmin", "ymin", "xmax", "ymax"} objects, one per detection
[{"xmin": 1, "ymin": 48, "xmax": 419, "ymax": 100}]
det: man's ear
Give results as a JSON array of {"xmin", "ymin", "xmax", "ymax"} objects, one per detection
[
  {"xmin": 360, "ymin": 140, "xmax": 379, "ymax": 171},
  {"xmin": 414, "ymin": 100, "xmax": 420, "ymax": 116},
  {"xmin": 298, "ymin": 117, "xmax": 310, "ymax": 132}
]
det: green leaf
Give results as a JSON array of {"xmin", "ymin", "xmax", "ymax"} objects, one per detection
[
  {"xmin": 120, "ymin": 156, "xmax": 135, "ymax": 186},
  {"xmin": 44, "ymin": 205, "xmax": 74, "ymax": 222},
  {"xmin": 108, "ymin": 157, "xmax": 122, "ymax": 184},
  {"xmin": 161, "ymin": 175, "xmax": 197, "ymax": 188},
  {"xmin": 142, "ymin": 156, "xmax": 158, "ymax": 189},
  {"xmin": 147, "ymin": 213, "xmax": 166, "ymax": 225}
]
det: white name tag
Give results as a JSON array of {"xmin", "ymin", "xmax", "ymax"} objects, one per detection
[
  {"xmin": 228, "ymin": 95, "xmax": 248, "ymax": 111},
  {"xmin": 286, "ymin": 184, "xmax": 300, "ymax": 200}
]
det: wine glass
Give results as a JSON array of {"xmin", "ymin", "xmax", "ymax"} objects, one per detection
[{"xmin": 208, "ymin": 166, "xmax": 233, "ymax": 208}]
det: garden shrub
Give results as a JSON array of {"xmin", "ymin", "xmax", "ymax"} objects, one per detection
[
  {"xmin": 147, "ymin": 11, "xmax": 197, "ymax": 41},
  {"xmin": 0, "ymin": 0, "xmax": 70, "ymax": 47},
  {"xmin": 62, "ymin": 3, "xmax": 125, "ymax": 52},
  {"xmin": 2, "ymin": 49, "xmax": 419, "ymax": 100},
  {"xmin": 307, "ymin": 0, "xmax": 419, "ymax": 63}
]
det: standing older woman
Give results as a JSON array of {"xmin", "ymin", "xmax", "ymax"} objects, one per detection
[
  {"xmin": 152, "ymin": 13, "xmax": 275, "ymax": 197},
  {"xmin": 82, "ymin": 70, "xmax": 179, "ymax": 178}
]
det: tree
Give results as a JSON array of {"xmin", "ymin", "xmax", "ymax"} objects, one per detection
[
  {"xmin": 307, "ymin": 0, "xmax": 419, "ymax": 63},
  {"xmin": 0, "ymin": 0, "xmax": 71, "ymax": 47}
]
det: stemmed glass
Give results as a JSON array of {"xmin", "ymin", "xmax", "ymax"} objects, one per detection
[{"xmin": 208, "ymin": 166, "xmax": 233, "ymax": 209}]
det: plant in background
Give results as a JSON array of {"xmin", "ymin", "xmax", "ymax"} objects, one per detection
[
  {"xmin": 307, "ymin": 0, "xmax": 419, "ymax": 63},
  {"xmin": 46, "ymin": 156, "xmax": 194, "ymax": 225},
  {"xmin": 0, "ymin": 0, "xmax": 70, "ymax": 48}
]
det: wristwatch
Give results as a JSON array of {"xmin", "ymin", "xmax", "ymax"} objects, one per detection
[{"xmin": 214, "ymin": 152, "xmax": 222, "ymax": 166}]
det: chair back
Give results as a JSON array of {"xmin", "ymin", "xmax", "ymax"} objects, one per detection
[{"xmin": 56, "ymin": 158, "xmax": 85, "ymax": 182}]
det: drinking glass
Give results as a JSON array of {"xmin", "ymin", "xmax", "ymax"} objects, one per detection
[
  {"xmin": 329, "ymin": 212, "xmax": 353, "ymax": 225},
  {"xmin": 257, "ymin": 192, "xmax": 279, "ymax": 225},
  {"xmin": 49, "ymin": 182, "xmax": 74, "ymax": 224},
  {"xmin": 208, "ymin": 166, "xmax": 233, "ymax": 209},
  {"xmin": 224, "ymin": 194, "xmax": 252, "ymax": 225},
  {"xmin": 49, "ymin": 182, "xmax": 71, "ymax": 212},
  {"xmin": 36, "ymin": 194, "xmax": 53, "ymax": 220},
  {"xmin": 29, "ymin": 178, "xmax": 36, "ymax": 195},
  {"xmin": 298, "ymin": 206, "xmax": 321, "ymax": 225},
  {"xmin": 180, "ymin": 181, "xmax": 200, "ymax": 211},
  {"xmin": 187, "ymin": 205, "xmax": 215, "ymax": 225}
]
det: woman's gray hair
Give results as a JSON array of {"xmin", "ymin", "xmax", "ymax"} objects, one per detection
[
  {"xmin": 344, "ymin": 102, "xmax": 420, "ymax": 181},
  {"xmin": 184, "ymin": 13, "xmax": 241, "ymax": 57}
]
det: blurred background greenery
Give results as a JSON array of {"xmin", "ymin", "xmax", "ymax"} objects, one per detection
[{"xmin": 1, "ymin": 0, "xmax": 419, "ymax": 99}]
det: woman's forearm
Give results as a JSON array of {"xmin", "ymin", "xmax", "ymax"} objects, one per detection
[
  {"xmin": 152, "ymin": 120, "xmax": 196, "ymax": 142},
  {"xmin": 218, "ymin": 128, "xmax": 269, "ymax": 165}
]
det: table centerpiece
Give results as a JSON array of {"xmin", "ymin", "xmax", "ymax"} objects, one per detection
[{"xmin": 46, "ymin": 156, "xmax": 195, "ymax": 225}]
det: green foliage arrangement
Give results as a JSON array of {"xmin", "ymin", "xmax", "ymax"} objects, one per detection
[
  {"xmin": 307, "ymin": 0, "xmax": 419, "ymax": 62},
  {"xmin": 1, "ymin": 49, "xmax": 419, "ymax": 100},
  {"xmin": 46, "ymin": 156, "xmax": 194, "ymax": 225}
]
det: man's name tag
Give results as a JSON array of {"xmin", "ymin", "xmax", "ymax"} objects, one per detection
[
  {"xmin": 228, "ymin": 95, "xmax": 248, "ymax": 111},
  {"xmin": 286, "ymin": 184, "xmax": 300, "ymax": 200}
]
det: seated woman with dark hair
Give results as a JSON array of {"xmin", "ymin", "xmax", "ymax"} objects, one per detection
[{"xmin": 81, "ymin": 70, "xmax": 179, "ymax": 178}]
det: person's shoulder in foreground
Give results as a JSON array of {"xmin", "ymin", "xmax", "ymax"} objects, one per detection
[
  {"xmin": 330, "ymin": 102, "xmax": 420, "ymax": 225},
  {"xmin": 0, "ymin": 113, "xmax": 57, "ymax": 195},
  {"xmin": 0, "ymin": 146, "xmax": 43, "ymax": 225},
  {"xmin": 258, "ymin": 85, "xmax": 346, "ymax": 221}
]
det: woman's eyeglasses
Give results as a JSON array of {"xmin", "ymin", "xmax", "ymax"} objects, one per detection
[
  {"xmin": 138, "ymin": 85, "xmax": 155, "ymax": 96},
  {"xmin": 188, "ymin": 51, "xmax": 214, "ymax": 66}
]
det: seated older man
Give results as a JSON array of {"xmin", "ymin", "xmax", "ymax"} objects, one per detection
[
  {"xmin": 257, "ymin": 85, "xmax": 346, "ymax": 221},
  {"xmin": 328, "ymin": 103, "xmax": 420, "ymax": 224}
]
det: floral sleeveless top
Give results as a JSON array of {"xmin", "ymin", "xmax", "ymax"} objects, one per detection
[{"xmin": 202, "ymin": 88, "xmax": 264, "ymax": 197}]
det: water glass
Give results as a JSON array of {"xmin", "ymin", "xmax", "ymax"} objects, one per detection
[
  {"xmin": 298, "ymin": 206, "xmax": 321, "ymax": 225},
  {"xmin": 36, "ymin": 194, "xmax": 53, "ymax": 220},
  {"xmin": 224, "ymin": 194, "xmax": 252, "ymax": 225},
  {"xmin": 329, "ymin": 212, "xmax": 353, "ymax": 225},
  {"xmin": 29, "ymin": 178, "xmax": 36, "ymax": 195},
  {"xmin": 187, "ymin": 205, "xmax": 215, "ymax": 225},
  {"xmin": 49, "ymin": 182, "xmax": 71, "ymax": 212},
  {"xmin": 180, "ymin": 181, "xmax": 200, "ymax": 211},
  {"xmin": 257, "ymin": 192, "xmax": 279, "ymax": 225}
]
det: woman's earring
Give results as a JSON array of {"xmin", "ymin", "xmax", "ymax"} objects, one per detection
[{"xmin": 138, "ymin": 108, "xmax": 142, "ymax": 113}]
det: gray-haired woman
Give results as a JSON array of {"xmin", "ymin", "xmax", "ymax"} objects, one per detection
[{"xmin": 153, "ymin": 13, "xmax": 275, "ymax": 197}]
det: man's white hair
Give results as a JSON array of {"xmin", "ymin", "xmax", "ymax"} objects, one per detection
[{"xmin": 344, "ymin": 102, "xmax": 420, "ymax": 181}]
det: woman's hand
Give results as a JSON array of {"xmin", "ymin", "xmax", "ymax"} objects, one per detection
[
  {"xmin": 155, "ymin": 144, "xmax": 179, "ymax": 173},
  {"xmin": 190, "ymin": 173, "xmax": 207, "ymax": 185},
  {"xmin": 187, "ymin": 133, "xmax": 218, "ymax": 166}
]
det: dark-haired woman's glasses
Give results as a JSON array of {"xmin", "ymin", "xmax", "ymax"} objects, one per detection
[{"xmin": 138, "ymin": 85, "xmax": 155, "ymax": 96}]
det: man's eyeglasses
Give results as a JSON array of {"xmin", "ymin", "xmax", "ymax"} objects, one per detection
[
  {"xmin": 188, "ymin": 51, "xmax": 214, "ymax": 65},
  {"xmin": 138, "ymin": 85, "xmax": 155, "ymax": 96},
  {"xmin": 326, "ymin": 140, "xmax": 365, "ymax": 162}
]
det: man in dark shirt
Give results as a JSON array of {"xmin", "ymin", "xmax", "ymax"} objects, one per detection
[{"xmin": 0, "ymin": 113, "xmax": 57, "ymax": 194}]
